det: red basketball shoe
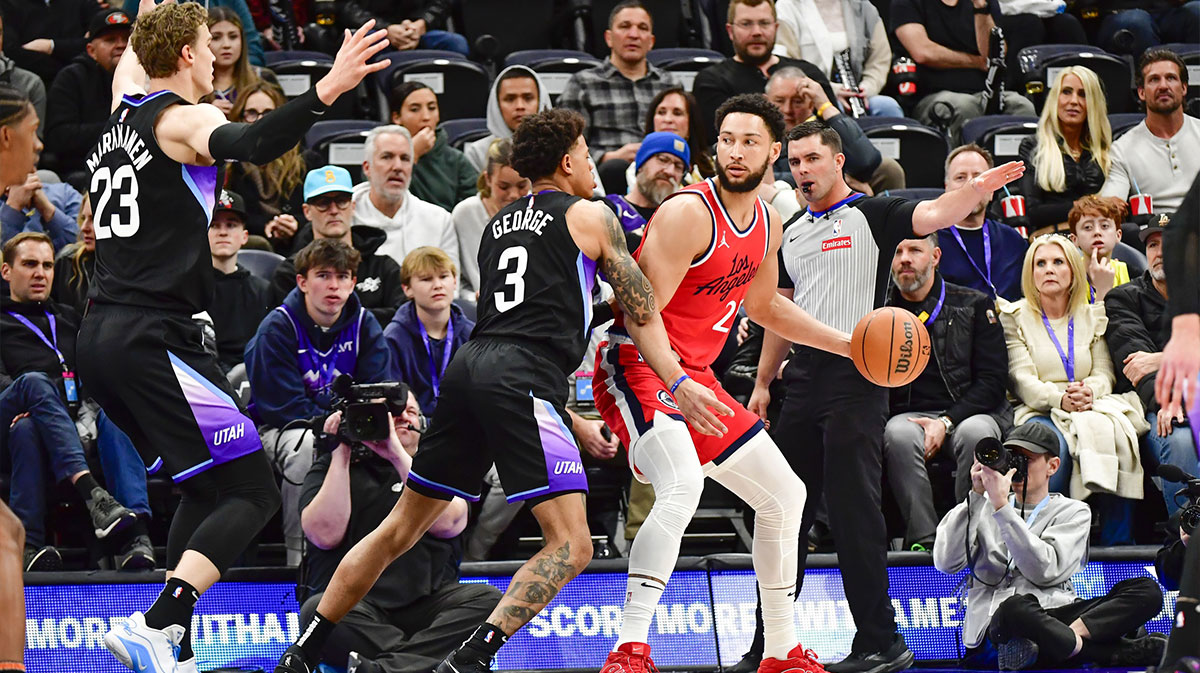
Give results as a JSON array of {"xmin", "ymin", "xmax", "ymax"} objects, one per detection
[
  {"xmin": 758, "ymin": 645, "xmax": 827, "ymax": 673},
  {"xmin": 600, "ymin": 642, "xmax": 658, "ymax": 673}
]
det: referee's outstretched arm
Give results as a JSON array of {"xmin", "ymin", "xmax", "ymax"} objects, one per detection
[{"xmin": 909, "ymin": 160, "xmax": 1026, "ymax": 235}]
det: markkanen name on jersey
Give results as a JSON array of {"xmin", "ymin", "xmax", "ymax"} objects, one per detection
[{"xmin": 86, "ymin": 125, "xmax": 152, "ymax": 173}]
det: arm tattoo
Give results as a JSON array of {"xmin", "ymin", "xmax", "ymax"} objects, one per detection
[{"xmin": 599, "ymin": 207, "xmax": 656, "ymax": 324}]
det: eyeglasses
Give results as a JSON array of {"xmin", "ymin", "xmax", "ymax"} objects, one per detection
[
  {"xmin": 732, "ymin": 19, "xmax": 775, "ymax": 30},
  {"xmin": 308, "ymin": 194, "xmax": 352, "ymax": 211},
  {"xmin": 243, "ymin": 108, "xmax": 273, "ymax": 122}
]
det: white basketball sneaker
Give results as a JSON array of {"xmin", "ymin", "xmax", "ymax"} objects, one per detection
[{"xmin": 104, "ymin": 611, "xmax": 184, "ymax": 673}]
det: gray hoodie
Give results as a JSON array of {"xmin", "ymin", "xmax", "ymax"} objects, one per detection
[
  {"xmin": 463, "ymin": 65, "xmax": 552, "ymax": 173},
  {"xmin": 0, "ymin": 54, "xmax": 45, "ymax": 136}
]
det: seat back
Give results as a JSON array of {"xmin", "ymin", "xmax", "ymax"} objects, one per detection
[
  {"xmin": 1019, "ymin": 46, "xmax": 1134, "ymax": 114},
  {"xmin": 237, "ymin": 249, "xmax": 286, "ymax": 280},
  {"xmin": 1112, "ymin": 241, "xmax": 1148, "ymax": 278},
  {"xmin": 504, "ymin": 50, "xmax": 602, "ymax": 101},
  {"xmin": 271, "ymin": 60, "xmax": 362, "ymax": 120},
  {"xmin": 376, "ymin": 59, "xmax": 491, "ymax": 122},
  {"xmin": 860, "ymin": 119, "xmax": 951, "ymax": 188},
  {"xmin": 1108, "ymin": 112, "xmax": 1144, "ymax": 139},
  {"xmin": 962, "ymin": 116, "xmax": 1039, "ymax": 164},
  {"xmin": 264, "ymin": 50, "xmax": 332, "ymax": 66},
  {"xmin": 647, "ymin": 47, "xmax": 725, "ymax": 91},
  {"xmin": 439, "ymin": 118, "xmax": 491, "ymax": 150},
  {"xmin": 305, "ymin": 120, "xmax": 383, "ymax": 183}
]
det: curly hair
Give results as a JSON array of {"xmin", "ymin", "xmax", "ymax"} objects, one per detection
[
  {"xmin": 1067, "ymin": 194, "xmax": 1128, "ymax": 233},
  {"xmin": 131, "ymin": 2, "xmax": 207, "ymax": 79},
  {"xmin": 511, "ymin": 109, "xmax": 585, "ymax": 183},
  {"xmin": 715, "ymin": 93, "xmax": 786, "ymax": 143}
]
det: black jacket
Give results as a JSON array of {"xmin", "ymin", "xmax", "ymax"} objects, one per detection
[
  {"xmin": 45, "ymin": 54, "xmax": 115, "ymax": 175},
  {"xmin": 211, "ymin": 264, "xmax": 273, "ymax": 373},
  {"xmin": 887, "ymin": 274, "xmax": 1011, "ymax": 426},
  {"xmin": 337, "ymin": 0, "xmax": 451, "ymax": 31},
  {"xmin": 0, "ymin": 0, "xmax": 96, "ymax": 85},
  {"xmin": 1103, "ymin": 270, "xmax": 1171, "ymax": 413},
  {"xmin": 772, "ymin": 110, "xmax": 882, "ymax": 184},
  {"xmin": 0, "ymin": 295, "xmax": 80, "ymax": 392},
  {"xmin": 270, "ymin": 224, "xmax": 405, "ymax": 326},
  {"xmin": 1016, "ymin": 136, "xmax": 1106, "ymax": 231},
  {"xmin": 693, "ymin": 56, "xmax": 837, "ymax": 145}
]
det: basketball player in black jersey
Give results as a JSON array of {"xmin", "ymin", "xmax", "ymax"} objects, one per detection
[
  {"xmin": 273, "ymin": 109, "xmax": 728, "ymax": 673},
  {"xmin": 74, "ymin": 1, "xmax": 388, "ymax": 671}
]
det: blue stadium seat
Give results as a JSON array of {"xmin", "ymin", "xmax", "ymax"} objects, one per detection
[
  {"xmin": 263, "ymin": 50, "xmax": 332, "ymax": 67},
  {"xmin": 439, "ymin": 118, "xmax": 490, "ymax": 150},
  {"xmin": 648, "ymin": 48, "xmax": 724, "ymax": 91},
  {"xmin": 1160, "ymin": 43, "xmax": 1200, "ymax": 101},
  {"xmin": 856, "ymin": 118, "xmax": 950, "ymax": 188},
  {"xmin": 304, "ymin": 120, "xmax": 383, "ymax": 183},
  {"xmin": 883, "ymin": 188, "xmax": 943, "ymax": 201},
  {"xmin": 1109, "ymin": 112, "xmax": 1144, "ymax": 139},
  {"xmin": 237, "ymin": 250, "xmax": 285, "ymax": 281},
  {"xmin": 1113, "ymin": 241, "xmax": 1147, "ymax": 277},
  {"xmin": 961, "ymin": 115, "xmax": 1038, "ymax": 164},
  {"xmin": 371, "ymin": 53, "xmax": 490, "ymax": 123},
  {"xmin": 504, "ymin": 50, "xmax": 602, "ymax": 100},
  {"xmin": 1017, "ymin": 46, "xmax": 1134, "ymax": 114}
]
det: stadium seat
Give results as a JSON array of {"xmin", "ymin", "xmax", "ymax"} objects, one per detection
[
  {"xmin": 304, "ymin": 120, "xmax": 383, "ymax": 182},
  {"xmin": 459, "ymin": 0, "xmax": 561, "ymax": 61},
  {"xmin": 961, "ymin": 115, "xmax": 1038, "ymax": 164},
  {"xmin": 883, "ymin": 188, "xmax": 944, "ymax": 201},
  {"xmin": 504, "ymin": 49, "xmax": 603, "ymax": 100},
  {"xmin": 439, "ymin": 118, "xmax": 490, "ymax": 150},
  {"xmin": 270, "ymin": 57, "xmax": 362, "ymax": 120},
  {"xmin": 856, "ymin": 118, "xmax": 950, "ymax": 188},
  {"xmin": 1018, "ymin": 45, "xmax": 1134, "ymax": 114},
  {"xmin": 1113, "ymin": 241, "xmax": 1148, "ymax": 278},
  {"xmin": 1160, "ymin": 43, "xmax": 1200, "ymax": 101},
  {"xmin": 1109, "ymin": 112, "xmax": 1144, "ymax": 139},
  {"xmin": 647, "ymin": 48, "xmax": 725, "ymax": 91},
  {"xmin": 263, "ymin": 50, "xmax": 332, "ymax": 67},
  {"xmin": 453, "ymin": 298, "xmax": 478, "ymax": 322},
  {"xmin": 371, "ymin": 54, "xmax": 490, "ymax": 123},
  {"xmin": 237, "ymin": 250, "xmax": 285, "ymax": 281}
]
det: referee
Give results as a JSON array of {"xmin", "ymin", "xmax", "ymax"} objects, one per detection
[{"xmin": 748, "ymin": 121, "xmax": 1024, "ymax": 673}]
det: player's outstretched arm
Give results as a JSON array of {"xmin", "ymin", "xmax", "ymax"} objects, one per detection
[{"xmin": 912, "ymin": 160, "xmax": 1025, "ymax": 235}]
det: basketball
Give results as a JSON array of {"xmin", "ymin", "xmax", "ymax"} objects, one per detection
[{"xmin": 850, "ymin": 307, "xmax": 931, "ymax": 387}]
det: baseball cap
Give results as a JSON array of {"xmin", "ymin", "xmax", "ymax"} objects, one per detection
[
  {"xmin": 213, "ymin": 189, "xmax": 246, "ymax": 222},
  {"xmin": 635, "ymin": 131, "xmax": 691, "ymax": 173},
  {"xmin": 304, "ymin": 166, "xmax": 354, "ymax": 201},
  {"xmin": 88, "ymin": 8, "xmax": 133, "ymax": 41},
  {"xmin": 1138, "ymin": 212, "xmax": 1171, "ymax": 242},
  {"xmin": 1003, "ymin": 423, "xmax": 1059, "ymax": 455}
]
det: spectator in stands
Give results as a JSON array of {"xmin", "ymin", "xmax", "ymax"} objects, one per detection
[
  {"xmin": 452, "ymin": 138, "xmax": 529, "ymax": 299},
  {"xmin": 999, "ymin": 234, "xmax": 1149, "ymax": 545},
  {"xmin": 883, "ymin": 233, "xmax": 1010, "ymax": 551},
  {"xmin": 389, "ymin": 81, "xmax": 477, "ymax": 213},
  {"xmin": 43, "ymin": 8, "xmax": 130, "ymax": 181},
  {"xmin": 1, "ymin": 232, "xmax": 150, "ymax": 571},
  {"xmin": 352, "ymin": 125, "xmax": 458, "ymax": 270},
  {"xmin": 1096, "ymin": 1, "xmax": 1200, "ymax": 58},
  {"xmin": 1067, "ymin": 195, "xmax": 1130, "ymax": 303},
  {"xmin": 337, "ymin": 0, "xmax": 468, "ymax": 56},
  {"xmin": 246, "ymin": 238, "xmax": 391, "ymax": 566},
  {"xmin": 384, "ymin": 247, "xmax": 472, "ymax": 413},
  {"xmin": 50, "ymin": 193, "xmax": 93, "ymax": 314},
  {"xmin": 273, "ymin": 166, "xmax": 404, "ymax": 326},
  {"xmin": 0, "ymin": 0, "xmax": 95, "ymax": 85},
  {"xmin": 933, "ymin": 422, "xmax": 1165, "ymax": 668},
  {"xmin": 693, "ymin": 0, "xmax": 838, "ymax": 143},
  {"xmin": 1101, "ymin": 50, "xmax": 1200, "ymax": 216},
  {"xmin": 639, "ymin": 87, "xmax": 716, "ymax": 182},
  {"xmin": 119, "ymin": 0, "xmax": 265, "ymax": 65},
  {"xmin": 765, "ymin": 66, "xmax": 904, "ymax": 194},
  {"xmin": 1017, "ymin": 68, "xmax": 1112, "ymax": 238},
  {"xmin": 1104, "ymin": 214, "xmax": 1198, "ymax": 516},
  {"xmin": 0, "ymin": 12, "xmax": 46, "ymax": 130},
  {"xmin": 201, "ymin": 7, "xmax": 263, "ymax": 118},
  {"xmin": 993, "ymin": 7, "xmax": 1086, "ymax": 90},
  {"xmin": 891, "ymin": 0, "xmax": 1035, "ymax": 142},
  {"xmin": 603, "ymin": 131, "xmax": 688, "ymax": 238},
  {"xmin": 558, "ymin": 0, "xmax": 682, "ymax": 195},
  {"xmin": 208, "ymin": 190, "xmax": 271, "ymax": 373},
  {"xmin": 464, "ymin": 65, "xmax": 551, "ymax": 174},
  {"xmin": 298, "ymin": 392, "xmax": 500, "ymax": 673},
  {"xmin": 937, "ymin": 145, "xmax": 1027, "ymax": 302},
  {"xmin": 227, "ymin": 81, "xmax": 305, "ymax": 251},
  {"xmin": 1, "ymin": 171, "xmax": 80, "ymax": 251},
  {"xmin": 773, "ymin": 0, "xmax": 903, "ymax": 118}
]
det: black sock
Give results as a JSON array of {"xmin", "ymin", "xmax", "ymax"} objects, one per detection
[
  {"xmin": 178, "ymin": 625, "xmax": 194, "ymax": 661},
  {"xmin": 144, "ymin": 577, "xmax": 199, "ymax": 632},
  {"xmin": 295, "ymin": 611, "xmax": 336, "ymax": 661},
  {"xmin": 455, "ymin": 622, "xmax": 508, "ymax": 664},
  {"xmin": 74, "ymin": 473, "xmax": 101, "ymax": 502}
]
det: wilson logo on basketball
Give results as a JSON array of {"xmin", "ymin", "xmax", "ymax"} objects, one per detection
[
  {"xmin": 821, "ymin": 236, "xmax": 852, "ymax": 251},
  {"xmin": 894, "ymin": 321, "xmax": 915, "ymax": 374}
]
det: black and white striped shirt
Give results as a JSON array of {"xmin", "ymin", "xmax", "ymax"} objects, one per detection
[{"xmin": 778, "ymin": 193, "xmax": 917, "ymax": 334}]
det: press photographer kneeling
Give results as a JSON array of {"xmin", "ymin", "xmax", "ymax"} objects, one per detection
[
  {"xmin": 298, "ymin": 383, "xmax": 500, "ymax": 673},
  {"xmin": 933, "ymin": 423, "xmax": 1165, "ymax": 669}
]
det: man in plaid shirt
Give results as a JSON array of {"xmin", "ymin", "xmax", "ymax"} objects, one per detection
[{"xmin": 557, "ymin": 0, "xmax": 681, "ymax": 194}]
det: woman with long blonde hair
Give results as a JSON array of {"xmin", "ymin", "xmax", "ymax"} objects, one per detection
[
  {"xmin": 1017, "ymin": 67, "xmax": 1113, "ymax": 236},
  {"xmin": 51, "ymin": 192, "xmax": 97, "ymax": 314}
]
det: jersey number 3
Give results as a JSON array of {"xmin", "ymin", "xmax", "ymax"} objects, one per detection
[
  {"xmin": 91, "ymin": 165, "xmax": 141, "ymax": 239},
  {"xmin": 494, "ymin": 246, "xmax": 528, "ymax": 313}
]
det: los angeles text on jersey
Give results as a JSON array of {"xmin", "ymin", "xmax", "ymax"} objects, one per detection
[
  {"xmin": 693, "ymin": 253, "xmax": 759, "ymax": 301},
  {"xmin": 85, "ymin": 124, "xmax": 152, "ymax": 173},
  {"xmin": 492, "ymin": 205, "xmax": 553, "ymax": 238}
]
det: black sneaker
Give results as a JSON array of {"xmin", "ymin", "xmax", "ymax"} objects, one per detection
[
  {"xmin": 729, "ymin": 651, "xmax": 763, "ymax": 673},
  {"xmin": 88, "ymin": 487, "xmax": 137, "ymax": 539},
  {"xmin": 274, "ymin": 644, "xmax": 314, "ymax": 673},
  {"xmin": 118, "ymin": 535, "xmax": 156, "ymax": 571},
  {"xmin": 23, "ymin": 545, "xmax": 63, "ymax": 572},
  {"xmin": 1108, "ymin": 633, "xmax": 1167, "ymax": 666},
  {"xmin": 435, "ymin": 651, "xmax": 492, "ymax": 673},
  {"xmin": 825, "ymin": 634, "xmax": 914, "ymax": 673},
  {"xmin": 997, "ymin": 637, "xmax": 1039, "ymax": 671},
  {"xmin": 347, "ymin": 651, "xmax": 381, "ymax": 673}
]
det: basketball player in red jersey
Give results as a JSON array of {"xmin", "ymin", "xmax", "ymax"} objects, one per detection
[{"xmin": 594, "ymin": 94, "xmax": 850, "ymax": 673}]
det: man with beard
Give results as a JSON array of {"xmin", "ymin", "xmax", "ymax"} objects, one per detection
[
  {"xmin": 692, "ymin": 0, "xmax": 836, "ymax": 145},
  {"xmin": 744, "ymin": 120, "xmax": 1023, "ymax": 673},
  {"xmin": 602, "ymin": 131, "xmax": 688, "ymax": 238},
  {"xmin": 881, "ymin": 233, "xmax": 1009, "ymax": 552},
  {"xmin": 1101, "ymin": 49, "xmax": 1200, "ymax": 213},
  {"xmin": 594, "ymin": 94, "xmax": 854, "ymax": 673}
]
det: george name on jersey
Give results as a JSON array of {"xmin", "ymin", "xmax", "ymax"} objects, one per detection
[
  {"xmin": 85, "ymin": 124, "xmax": 152, "ymax": 173},
  {"xmin": 492, "ymin": 207, "xmax": 553, "ymax": 239}
]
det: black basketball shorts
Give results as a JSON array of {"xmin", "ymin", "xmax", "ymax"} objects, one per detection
[{"xmin": 406, "ymin": 339, "xmax": 589, "ymax": 505}]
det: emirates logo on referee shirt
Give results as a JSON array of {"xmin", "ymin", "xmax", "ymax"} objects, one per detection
[{"xmin": 821, "ymin": 236, "xmax": 852, "ymax": 251}]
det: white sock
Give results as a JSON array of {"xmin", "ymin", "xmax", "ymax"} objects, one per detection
[
  {"xmin": 616, "ymin": 415, "xmax": 704, "ymax": 648},
  {"xmin": 761, "ymin": 583, "xmax": 799, "ymax": 659}
]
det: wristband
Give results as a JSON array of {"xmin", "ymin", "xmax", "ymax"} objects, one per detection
[
  {"xmin": 973, "ymin": 5, "xmax": 990, "ymax": 14},
  {"xmin": 669, "ymin": 374, "xmax": 690, "ymax": 395},
  {"xmin": 816, "ymin": 102, "xmax": 834, "ymax": 117}
]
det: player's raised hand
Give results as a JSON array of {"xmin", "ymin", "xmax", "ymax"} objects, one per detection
[
  {"xmin": 971, "ymin": 160, "xmax": 1025, "ymax": 197},
  {"xmin": 316, "ymin": 20, "xmax": 390, "ymax": 106},
  {"xmin": 674, "ymin": 378, "xmax": 733, "ymax": 437}
]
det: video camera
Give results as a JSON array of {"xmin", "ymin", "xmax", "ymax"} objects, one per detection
[
  {"xmin": 1159, "ymin": 465, "xmax": 1200, "ymax": 536},
  {"xmin": 974, "ymin": 436, "xmax": 1029, "ymax": 482},
  {"xmin": 313, "ymin": 375, "xmax": 411, "ymax": 453}
]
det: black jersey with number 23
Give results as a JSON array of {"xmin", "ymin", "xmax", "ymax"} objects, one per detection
[
  {"xmin": 473, "ymin": 190, "xmax": 599, "ymax": 375},
  {"xmin": 86, "ymin": 90, "xmax": 221, "ymax": 314}
]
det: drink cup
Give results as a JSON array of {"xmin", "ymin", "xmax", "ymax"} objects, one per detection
[
  {"xmin": 1130, "ymin": 193, "xmax": 1152, "ymax": 216},
  {"xmin": 1001, "ymin": 194, "xmax": 1026, "ymax": 218}
]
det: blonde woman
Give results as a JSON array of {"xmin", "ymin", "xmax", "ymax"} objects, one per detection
[
  {"xmin": 1000, "ymin": 234, "xmax": 1148, "ymax": 544},
  {"xmin": 1017, "ymin": 67, "xmax": 1113, "ymax": 235},
  {"xmin": 51, "ymin": 193, "xmax": 96, "ymax": 315}
]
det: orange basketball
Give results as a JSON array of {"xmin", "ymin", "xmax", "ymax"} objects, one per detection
[{"xmin": 850, "ymin": 307, "xmax": 931, "ymax": 387}]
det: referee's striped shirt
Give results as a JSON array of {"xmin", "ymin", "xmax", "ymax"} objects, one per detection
[{"xmin": 778, "ymin": 193, "xmax": 918, "ymax": 334}]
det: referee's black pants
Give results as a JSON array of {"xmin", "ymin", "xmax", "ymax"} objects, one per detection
[{"xmin": 774, "ymin": 347, "xmax": 897, "ymax": 653}]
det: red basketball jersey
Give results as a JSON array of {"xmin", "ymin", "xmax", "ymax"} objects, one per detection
[{"xmin": 616, "ymin": 178, "xmax": 770, "ymax": 368}]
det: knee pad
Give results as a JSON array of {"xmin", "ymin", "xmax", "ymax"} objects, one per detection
[{"xmin": 632, "ymin": 414, "xmax": 704, "ymax": 525}]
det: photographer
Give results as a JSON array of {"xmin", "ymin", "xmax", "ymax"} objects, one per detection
[
  {"xmin": 245, "ymin": 239, "xmax": 391, "ymax": 566},
  {"xmin": 298, "ymin": 390, "xmax": 500, "ymax": 673},
  {"xmin": 933, "ymin": 423, "xmax": 1165, "ymax": 669}
]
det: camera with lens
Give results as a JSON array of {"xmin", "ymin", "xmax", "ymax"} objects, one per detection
[
  {"xmin": 314, "ymin": 375, "xmax": 411, "ymax": 453},
  {"xmin": 1159, "ymin": 465, "xmax": 1200, "ymax": 536},
  {"xmin": 975, "ymin": 436, "xmax": 1029, "ymax": 482}
]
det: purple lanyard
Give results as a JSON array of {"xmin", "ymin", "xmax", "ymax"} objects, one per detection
[
  {"xmin": 1042, "ymin": 314, "xmax": 1075, "ymax": 382},
  {"xmin": 922, "ymin": 281, "xmax": 946, "ymax": 326},
  {"xmin": 949, "ymin": 224, "xmax": 995, "ymax": 296},
  {"xmin": 418, "ymin": 319, "xmax": 453, "ymax": 398},
  {"xmin": 6, "ymin": 310, "xmax": 66, "ymax": 368}
]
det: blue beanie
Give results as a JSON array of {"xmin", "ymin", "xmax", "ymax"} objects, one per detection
[{"xmin": 635, "ymin": 131, "xmax": 691, "ymax": 172}]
